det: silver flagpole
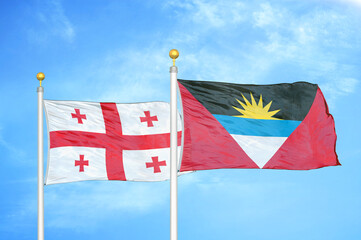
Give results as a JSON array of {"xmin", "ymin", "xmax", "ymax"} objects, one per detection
[
  {"xmin": 37, "ymin": 72, "xmax": 45, "ymax": 240},
  {"xmin": 169, "ymin": 49, "xmax": 179, "ymax": 240}
]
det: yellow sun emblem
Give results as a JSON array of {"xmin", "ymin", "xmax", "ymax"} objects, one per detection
[{"xmin": 233, "ymin": 93, "xmax": 281, "ymax": 120}]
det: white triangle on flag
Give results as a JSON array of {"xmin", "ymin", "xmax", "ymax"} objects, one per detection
[{"xmin": 230, "ymin": 135, "xmax": 287, "ymax": 168}]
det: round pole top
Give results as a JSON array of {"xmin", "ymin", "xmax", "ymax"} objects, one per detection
[
  {"xmin": 169, "ymin": 49, "xmax": 179, "ymax": 59},
  {"xmin": 37, "ymin": 72, "xmax": 45, "ymax": 81},
  {"xmin": 169, "ymin": 49, "xmax": 179, "ymax": 66},
  {"xmin": 37, "ymin": 72, "xmax": 45, "ymax": 87}
]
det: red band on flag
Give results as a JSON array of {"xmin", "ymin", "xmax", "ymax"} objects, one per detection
[
  {"xmin": 263, "ymin": 88, "xmax": 340, "ymax": 169},
  {"xmin": 178, "ymin": 82, "xmax": 259, "ymax": 171}
]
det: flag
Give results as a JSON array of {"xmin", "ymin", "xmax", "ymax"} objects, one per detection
[
  {"xmin": 178, "ymin": 79, "xmax": 339, "ymax": 171},
  {"xmin": 44, "ymin": 100, "xmax": 182, "ymax": 184}
]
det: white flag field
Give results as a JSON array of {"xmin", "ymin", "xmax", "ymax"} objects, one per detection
[{"xmin": 44, "ymin": 100, "xmax": 182, "ymax": 184}]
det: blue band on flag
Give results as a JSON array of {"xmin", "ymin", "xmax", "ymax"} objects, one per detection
[{"xmin": 213, "ymin": 114, "xmax": 301, "ymax": 137}]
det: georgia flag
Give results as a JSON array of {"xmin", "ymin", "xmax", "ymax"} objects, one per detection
[{"xmin": 44, "ymin": 100, "xmax": 182, "ymax": 185}]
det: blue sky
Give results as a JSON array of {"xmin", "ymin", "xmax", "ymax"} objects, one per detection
[{"xmin": 1, "ymin": 0, "xmax": 361, "ymax": 239}]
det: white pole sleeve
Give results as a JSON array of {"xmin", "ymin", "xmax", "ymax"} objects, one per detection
[
  {"xmin": 37, "ymin": 86, "xmax": 44, "ymax": 240},
  {"xmin": 170, "ymin": 66, "xmax": 178, "ymax": 240}
]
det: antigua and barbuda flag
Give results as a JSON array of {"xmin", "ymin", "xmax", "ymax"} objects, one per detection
[
  {"xmin": 178, "ymin": 79, "xmax": 340, "ymax": 171},
  {"xmin": 44, "ymin": 100, "xmax": 182, "ymax": 184}
]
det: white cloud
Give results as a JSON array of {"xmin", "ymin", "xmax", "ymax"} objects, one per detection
[
  {"xmin": 253, "ymin": 2, "xmax": 284, "ymax": 28},
  {"xmin": 57, "ymin": 0, "xmax": 359, "ymax": 106},
  {"xmin": 0, "ymin": 127, "xmax": 26, "ymax": 160},
  {"xmin": 178, "ymin": 170, "xmax": 295, "ymax": 206},
  {"xmin": 338, "ymin": 78, "xmax": 359, "ymax": 93},
  {"xmin": 333, "ymin": 0, "xmax": 361, "ymax": 7},
  {"xmin": 44, "ymin": 182, "xmax": 169, "ymax": 229},
  {"xmin": 29, "ymin": 0, "xmax": 75, "ymax": 43},
  {"xmin": 164, "ymin": 1, "xmax": 358, "ymax": 87},
  {"xmin": 165, "ymin": 0, "xmax": 246, "ymax": 28},
  {"xmin": 320, "ymin": 77, "xmax": 359, "ymax": 107},
  {"xmin": 4, "ymin": 181, "xmax": 169, "ymax": 231},
  {"xmin": 91, "ymin": 47, "xmax": 171, "ymax": 103}
]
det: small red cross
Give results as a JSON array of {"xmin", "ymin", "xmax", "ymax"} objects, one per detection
[
  {"xmin": 75, "ymin": 154, "xmax": 89, "ymax": 172},
  {"xmin": 140, "ymin": 111, "xmax": 158, "ymax": 127},
  {"xmin": 71, "ymin": 108, "xmax": 87, "ymax": 124},
  {"xmin": 146, "ymin": 156, "xmax": 166, "ymax": 173}
]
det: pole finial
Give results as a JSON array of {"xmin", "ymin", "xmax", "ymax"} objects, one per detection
[
  {"xmin": 36, "ymin": 72, "xmax": 45, "ymax": 87},
  {"xmin": 169, "ymin": 49, "xmax": 179, "ymax": 66}
]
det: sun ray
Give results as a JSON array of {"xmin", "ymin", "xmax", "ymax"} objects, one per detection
[
  {"xmin": 241, "ymin": 94, "xmax": 251, "ymax": 107},
  {"xmin": 264, "ymin": 101, "xmax": 272, "ymax": 112},
  {"xmin": 250, "ymin": 93, "xmax": 257, "ymax": 106},
  {"xmin": 232, "ymin": 106, "xmax": 244, "ymax": 113},
  {"xmin": 268, "ymin": 109, "xmax": 280, "ymax": 115},
  {"xmin": 233, "ymin": 93, "xmax": 281, "ymax": 120},
  {"xmin": 239, "ymin": 110, "xmax": 248, "ymax": 115},
  {"xmin": 236, "ymin": 98, "xmax": 247, "ymax": 110},
  {"xmin": 258, "ymin": 95, "xmax": 263, "ymax": 108}
]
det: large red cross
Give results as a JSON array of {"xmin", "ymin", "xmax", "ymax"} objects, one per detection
[
  {"xmin": 146, "ymin": 156, "xmax": 167, "ymax": 173},
  {"xmin": 75, "ymin": 154, "xmax": 89, "ymax": 172},
  {"xmin": 140, "ymin": 111, "xmax": 158, "ymax": 127},
  {"xmin": 50, "ymin": 103, "xmax": 181, "ymax": 180},
  {"xmin": 71, "ymin": 108, "xmax": 87, "ymax": 124}
]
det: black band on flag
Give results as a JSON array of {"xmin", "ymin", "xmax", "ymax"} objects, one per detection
[{"xmin": 178, "ymin": 79, "xmax": 318, "ymax": 121}]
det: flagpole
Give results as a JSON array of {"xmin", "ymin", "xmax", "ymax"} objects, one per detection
[
  {"xmin": 37, "ymin": 72, "xmax": 45, "ymax": 240},
  {"xmin": 169, "ymin": 49, "xmax": 179, "ymax": 240}
]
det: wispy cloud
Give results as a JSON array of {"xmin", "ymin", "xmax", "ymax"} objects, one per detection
[
  {"xmin": 161, "ymin": 0, "xmax": 361, "ymax": 96},
  {"xmin": 165, "ymin": 0, "xmax": 246, "ymax": 28},
  {"xmin": 4, "ymin": 181, "xmax": 169, "ymax": 231},
  {"xmin": 69, "ymin": 0, "xmax": 360, "ymax": 112},
  {"xmin": 28, "ymin": 0, "xmax": 75, "ymax": 43},
  {"xmin": 320, "ymin": 77, "xmax": 359, "ymax": 107},
  {"xmin": 44, "ymin": 181, "xmax": 168, "ymax": 229},
  {"xmin": 0, "ymin": 127, "xmax": 26, "ymax": 160},
  {"xmin": 332, "ymin": 0, "xmax": 361, "ymax": 8},
  {"xmin": 95, "ymin": 48, "xmax": 172, "ymax": 103},
  {"xmin": 253, "ymin": 2, "xmax": 285, "ymax": 28}
]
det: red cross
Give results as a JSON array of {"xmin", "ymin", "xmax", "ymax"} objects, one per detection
[
  {"xmin": 75, "ymin": 154, "xmax": 89, "ymax": 172},
  {"xmin": 71, "ymin": 108, "xmax": 87, "ymax": 124},
  {"xmin": 140, "ymin": 111, "xmax": 158, "ymax": 127},
  {"xmin": 50, "ymin": 103, "xmax": 182, "ymax": 180},
  {"xmin": 146, "ymin": 156, "xmax": 167, "ymax": 173}
]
